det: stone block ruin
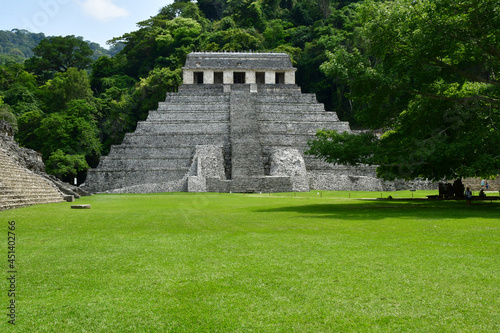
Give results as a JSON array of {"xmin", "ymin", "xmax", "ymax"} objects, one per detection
[
  {"xmin": 0, "ymin": 121, "xmax": 89, "ymax": 210},
  {"xmin": 0, "ymin": 121, "xmax": 65, "ymax": 210},
  {"xmin": 83, "ymin": 52, "xmax": 434, "ymax": 193}
]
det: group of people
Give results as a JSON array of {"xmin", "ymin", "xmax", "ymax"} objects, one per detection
[{"xmin": 465, "ymin": 180, "xmax": 493, "ymax": 206}]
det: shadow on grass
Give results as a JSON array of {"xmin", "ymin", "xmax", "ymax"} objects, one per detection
[{"xmin": 255, "ymin": 199, "xmax": 500, "ymax": 221}]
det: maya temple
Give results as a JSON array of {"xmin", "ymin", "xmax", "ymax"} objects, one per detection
[{"xmin": 82, "ymin": 52, "xmax": 430, "ymax": 193}]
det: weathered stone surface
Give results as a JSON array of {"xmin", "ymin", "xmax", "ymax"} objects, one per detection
[
  {"xmin": 1, "ymin": 122, "xmax": 45, "ymax": 173},
  {"xmin": 461, "ymin": 178, "xmax": 500, "ymax": 192},
  {"xmin": 82, "ymin": 84, "xmax": 353, "ymax": 193},
  {"xmin": 187, "ymin": 145, "xmax": 226, "ymax": 192},
  {"xmin": 269, "ymin": 148, "xmax": 309, "ymax": 192},
  {"xmin": 230, "ymin": 92, "xmax": 265, "ymax": 178}
]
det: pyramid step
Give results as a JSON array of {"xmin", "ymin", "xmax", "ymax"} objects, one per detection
[
  {"xmin": 121, "ymin": 133, "xmax": 229, "ymax": 147},
  {"xmin": 147, "ymin": 111, "xmax": 229, "ymax": 121},
  {"xmin": 257, "ymin": 104, "xmax": 326, "ymax": 112},
  {"xmin": 97, "ymin": 158, "xmax": 192, "ymax": 170},
  {"xmin": 134, "ymin": 121, "xmax": 229, "ymax": 135},
  {"xmin": 165, "ymin": 95, "xmax": 230, "ymax": 103},
  {"xmin": 85, "ymin": 169, "xmax": 189, "ymax": 191},
  {"xmin": 107, "ymin": 146, "xmax": 194, "ymax": 159},
  {"xmin": 258, "ymin": 112, "xmax": 339, "ymax": 122},
  {"xmin": 0, "ymin": 149, "xmax": 65, "ymax": 211}
]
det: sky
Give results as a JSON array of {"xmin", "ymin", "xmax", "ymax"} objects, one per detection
[{"xmin": 0, "ymin": 0, "xmax": 174, "ymax": 48}]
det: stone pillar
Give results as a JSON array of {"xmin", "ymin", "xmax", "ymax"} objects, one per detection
[
  {"xmin": 224, "ymin": 71, "xmax": 233, "ymax": 84},
  {"xmin": 285, "ymin": 70, "xmax": 295, "ymax": 84},
  {"xmin": 183, "ymin": 70, "xmax": 194, "ymax": 84},
  {"xmin": 265, "ymin": 71, "xmax": 275, "ymax": 84},
  {"xmin": 205, "ymin": 71, "xmax": 214, "ymax": 84},
  {"xmin": 246, "ymin": 71, "xmax": 256, "ymax": 84}
]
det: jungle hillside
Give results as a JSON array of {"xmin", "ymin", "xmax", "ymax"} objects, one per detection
[{"xmin": 1, "ymin": 0, "xmax": 498, "ymax": 183}]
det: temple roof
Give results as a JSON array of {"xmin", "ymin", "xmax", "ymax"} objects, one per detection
[{"xmin": 183, "ymin": 52, "xmax": 294, "ymax": 70}]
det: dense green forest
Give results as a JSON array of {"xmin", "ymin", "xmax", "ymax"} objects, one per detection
[
  {"xmin": 0, "ymin": 30, "xmax": 46, "ymax": 63},
  {"xmin": 1, "ymin": 0, "xmax": 498, "ymax": 183},
  {"xmin": 0, "ymin": 29, "xmax": 123, "ymax": 64}
]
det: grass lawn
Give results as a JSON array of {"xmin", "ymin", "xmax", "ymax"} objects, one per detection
[{"xmin": 1, "ymin": 191, "xmax": 499, "ymax": 332}]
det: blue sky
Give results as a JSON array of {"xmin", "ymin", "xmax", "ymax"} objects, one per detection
[{"xmin": 0, "ymin": 0, "xmax": 174, "ymax": 48}]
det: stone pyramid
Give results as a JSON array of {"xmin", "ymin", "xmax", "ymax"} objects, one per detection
[{"xmin": 82, "ymin": 52, "xmax": 391, "ymax": 193}]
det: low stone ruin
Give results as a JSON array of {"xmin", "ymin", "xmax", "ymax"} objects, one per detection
[{"xmin": 0, "ymin": 121, "xmax": 88, "ymax": 210}]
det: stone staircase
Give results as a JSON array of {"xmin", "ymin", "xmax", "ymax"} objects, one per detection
[
  {"xmin": 83, "ymin": 83, "xmax": 364, "ymax": 193},
  {"xmin": 0, "ymin": 149, "xmax": 65, "ymax": 210}
]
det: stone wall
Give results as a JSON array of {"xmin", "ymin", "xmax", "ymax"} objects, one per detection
[{"xmin": 461, "ymin": 178, "xmax": 500, "ymax": 192}]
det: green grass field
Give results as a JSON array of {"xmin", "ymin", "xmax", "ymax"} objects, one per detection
[{"xmin": 1, "ymin": 191, "xmax": 499, "ymax": 332}]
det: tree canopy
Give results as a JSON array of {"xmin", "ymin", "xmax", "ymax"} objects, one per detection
[
  {"xmin": 0, "ymin": 29, "xmax": 45, "ymax": 64},
  {"xmin": 24, "ymin": 35, "xmax": 94, "ymax": 79},
  {"xmin": 308, "ymin": 0, "xmax": 500, "ymax": 181}
]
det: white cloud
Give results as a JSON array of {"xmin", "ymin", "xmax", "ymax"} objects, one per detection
[{"xmin": 80, "ymin": 0, "xmax": 130, "ymax": 22}]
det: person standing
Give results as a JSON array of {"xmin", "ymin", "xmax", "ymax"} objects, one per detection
[{"xmin": 465, "ymin": 187, "xmax": 472, "ymax": 206}]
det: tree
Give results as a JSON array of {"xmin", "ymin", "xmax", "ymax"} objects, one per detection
[
  {"xmin": 204, "ymin": 28, "xmax": 263, "ymax": 51},
  {"xmin": 197, "ymin": 0, "xmax": 227, "ymax": 20},
  {"xmin": 0, "ymin": 63, "xmax": 41, "ymax": 123},
  {"xmin": 159, "ymin": 1, "xmax": 207, "ymax": 23},
  {"xmin": 155, "ymin": 17, "xmax": 203, "ymax": 69},
  {"xmin": 0, "ymin": 30, "xmax": 46, "ymax": 61},
  {"xmin": 308, "ymin": 0, "xmax": 500, "ymax": 181},
  {"xmin": 34, "ymin": 111, "xmax": 102, "ymax": 167},
  {"xmin": 90, "ymin": 55, "xmax": 132, "ymax": 94},
  {"xmin": 110, "ymin": 16, "xmax": 202, "ymax": 78},
  {"xmin": 2, "ymin": 84, "xmax": 40, "ymax": 116},
  {"xmin": 263, "ymin": 20, "xmax": 292, "ymax": 49},
  {"xmin": 97, "ymin": 84, "xmax": 136, "ymax": 155},
  {"xmin": 16, "ymin": 109, "xmax": 44, "ymax": 150},
  {"xmin": 227, "ymin": 0, "xmax": 267, "ymax": 31},
  {"xmin": 24, "ymin": 35, "xmax": 93, "ymax": 78},
  {"xmin": 38, "ymin": 68, "xmax": 94, "ymax": 113},
  {"xmin": 0, "ymin": 98, "xmax": 16, "ymax": 131},
  {"xmin": 45, "ymin": 149, "xmax": 89, "ymax": 182},
  {"xmin": 0, "ymin": 63, "xmax": 38, "ymax": 92}
]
